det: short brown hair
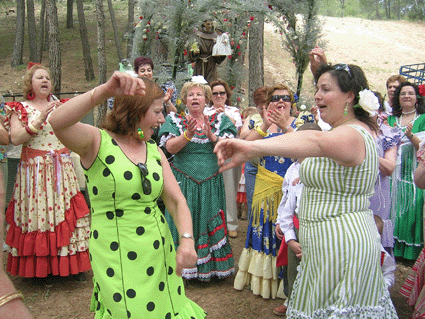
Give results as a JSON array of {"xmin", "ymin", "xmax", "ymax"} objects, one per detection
[
  {"xmin": 253, "ymin": 86, "xmax": 268, "ymax": 107},
  {"xmin": 133, "ymin": 56, "xmax": 154, "ymax": 73},
  {"xmin": 180, "ymin": 82, "xmax": 212, "ymax": 105},
  {"xmin": 386, "ymin": 75, "xmax": 406, "ymax": 88},
  {"xmin": 102, "ymin": 77, "xmax": 164, "ymax": 139},
  {"xmin": 23, "ymin": 64, "xmax": 52, "ymax": 99},
  {"xmin": 210, "ymin": 79, "xmax": 232, "ymax": 105}
]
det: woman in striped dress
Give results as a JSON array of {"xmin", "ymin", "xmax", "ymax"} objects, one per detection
[{"xmin": 215, "ymin": 64, "xmax": 397, "ymax": 317}]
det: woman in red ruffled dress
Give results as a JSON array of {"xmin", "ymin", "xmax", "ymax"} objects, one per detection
[{"xmin": 4, "ymin": 64, "xmax": 91, "ymax": 283}]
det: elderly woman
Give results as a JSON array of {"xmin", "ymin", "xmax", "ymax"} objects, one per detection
[
  {"xmin": 387, "ymin": 82, "xmax": 425, "ymax": 261},
  {"xmin": 233, "ymin": 84, "xmax": 296, "ymax": 299},
  {"xmin": 158, "ymin": 80, "xmax": 237, "ymax": 281},
  {"xmin": 204, "ymin": 79, "xmax": 242, "ymax": 238},
  {"xmin": 215, "ymin": 63, "xmax": 397, "ymax": 317},
  {"xmin": 50, "ymin": 73, "xmax": 205, "ymax": 318},
  {"xmin": 4, "ymin": 64, "xmax": 90, "ymax": 284}
]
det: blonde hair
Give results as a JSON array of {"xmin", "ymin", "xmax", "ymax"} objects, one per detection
[
  {"xmin": 23, "ymin": 64, "xmax": 52, "ymax": 99},
  {"xmin": 242, "ymin": 107, "xmax": 258, "ymax": 119},
  {"xmin": 180, "ymin": 82, "xmax": 212, "ymax": 105}
]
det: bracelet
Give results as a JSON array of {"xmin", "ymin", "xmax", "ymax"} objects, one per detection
[
  {"xmin": 90, "ymin": 87, "xmax": 97, "ymax": 106},
  {"xmin": 183, "ymin": 131, "xmax": 192, "ymax": 141},
  {"xmin": 180, "ymin": 233, "xmax": 195, "ymax": 240},
  {"xmin": 24, "ymin": 125, "xmax": 36, "ymax": 135},
  {"xmin": 256, "ymin": 126, "xmax": 268, "ymax": 137},
  {"xmin": 406, "ymin": 133, "xmax": 414, "ymax": 139},
  {"xmin": 28, "ymin": 122, "xmax": 39, "ymax": 133},
  {"xmin": 0, "ymin": 291, "xmax": 24, "ymax": 308}
]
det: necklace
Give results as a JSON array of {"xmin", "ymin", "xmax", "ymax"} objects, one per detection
[{"xmin": 402, "ymin": 109, "xmax": 416, "ymax": 115}]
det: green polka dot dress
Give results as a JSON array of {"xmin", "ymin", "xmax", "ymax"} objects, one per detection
[{"xmin": 85, "ymin": 130, "xmax": 206, "ymax": 319}]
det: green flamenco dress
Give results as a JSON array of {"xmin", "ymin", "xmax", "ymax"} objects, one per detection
[
  {"xmin": 159, "ymin": 112, "xmax": 237, "ymax": 281},
  {"xmin": 388, "ymin": 114, "xmax": 425, "ymax": 260},
  {"xmin": 85, "ymin": 130, "xmax": 206, "ymax": 319}
]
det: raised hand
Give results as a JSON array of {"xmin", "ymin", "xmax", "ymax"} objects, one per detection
[
  {"xmin": 309, "ymin": 46, "xmax": 328, "ymax": 76},
  {"xmin": 185, "ymin": 115, "xmax": 197, "ymax": 139},
  {"xmin": 105, "ymin": 71, "xmax": 146, "ymax": 97}
]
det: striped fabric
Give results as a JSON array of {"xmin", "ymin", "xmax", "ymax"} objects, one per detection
[{"xmin": 287, "ymin": 125, "xmax": 398, "ymax": 318}]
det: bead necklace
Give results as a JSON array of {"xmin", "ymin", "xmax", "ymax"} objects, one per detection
[{"xmin": 402, "ymin": 109, "xmax": 417, "ymax": 115}]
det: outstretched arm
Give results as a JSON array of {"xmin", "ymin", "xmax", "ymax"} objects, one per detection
[
  {"xmin": 215, "ymin": 125, "xmax": 367, "ymax": 171},
  {"xmin": 50, "ymin": 72, "xmax": 146, "ymax": 167}
]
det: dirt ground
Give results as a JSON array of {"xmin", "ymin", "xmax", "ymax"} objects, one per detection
[{"xmin": 1, "ymin": 8, "xmax": 425, "ymax": 319}]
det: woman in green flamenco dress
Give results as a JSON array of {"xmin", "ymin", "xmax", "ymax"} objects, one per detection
[
  {"xmin": 387, "ymin": 81, "xmax": 425, "ymax": 260},
  {"xmin": 159, "ymin": 79, "xmax": 237, "ymax": 281},
  {"xmin": 50, "ymin": 73, "xmax": 206, "ymax": 319}
]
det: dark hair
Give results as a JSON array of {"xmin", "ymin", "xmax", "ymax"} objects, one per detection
[
  {"xmin": 102, "ymin": 78, "xmax": 164, "ymax": 139},
  {"xmin": 315, "ymin": 63, "xmax": 378, "ymax": 131},
  {"xmin": 133, "ymin": 56, "xmax": 154, "ymax": 73},
  {"xmin": 297, "ymin": 122, "xmax": 322, "ymax": 132},
  {"xmin": 392, "ymin": 81, "xmax": 425, "ymax": 117},
  {"xmin": 210, "ymin": 79, "xmax": 232, "ymax": 105},
  {"xmin": 253, "ymin": 86, "xmax": 268, "ymax": 107},
  {"xmin": 372, "ymin": 91, "xmax": 384, "ymax": 113}
]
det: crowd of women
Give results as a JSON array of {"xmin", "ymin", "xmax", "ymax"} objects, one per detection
[{"xmin": 1, "ymin": 47, "xmax": 425, "ymax": 318}]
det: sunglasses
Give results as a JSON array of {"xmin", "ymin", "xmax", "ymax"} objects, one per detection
[
  {"xmin": 212, "ymin": 91, "xmax": 226, "ymax": 96},
  {"xmin": 137, "ymin": 163, "xmax": 152, "ymax": 195},
  {"xmin": 333, "ymin": 64, "xmax": 352, "ymax": 78},
  {"xmin": 270, "ymin": 95, "xmax": 291, "ymax": 102}
]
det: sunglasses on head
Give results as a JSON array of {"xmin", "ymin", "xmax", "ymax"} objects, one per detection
[
  {"xmin": 333, "ymin": 64, "xmax": 352, "ymax": 78},
  {"xmin": 270, "ymin": 95, "xmax": 291, "ymax": 103},
  {"xmin": 137, "ymin": 163, "xmax": 152, "ymax": 195},
  {"xmin": 212, "ymin": 91, "xmax": 226, "ymax": 96}
]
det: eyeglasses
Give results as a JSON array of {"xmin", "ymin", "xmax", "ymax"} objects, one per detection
[
  {"xmin": 270, "ymin": 95, "xmax": 291, "ymax": 102},
  {"xmin": 137, "ymin": 163, "xmax": 152, "ymax": 195},
  {"xmin": 333, "ymin": 64, "xmax": 352, "ymax": 78},
  {"xmin": 212, "ymin": 91, "xmax": 226, "ymax": 96}
]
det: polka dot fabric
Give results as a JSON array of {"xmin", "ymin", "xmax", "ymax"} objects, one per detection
[{"xmin": 86, "ymin": 130, "xmax": 205, "ymax": 318}]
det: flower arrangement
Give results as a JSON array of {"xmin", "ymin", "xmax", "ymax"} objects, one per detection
[{"xmin": 357, "ymin": 89, "xmax": 380, "ymax": 117}]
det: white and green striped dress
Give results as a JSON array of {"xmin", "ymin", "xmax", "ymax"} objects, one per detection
[{"xmin": 287, "ymin": 125, "xmax": 397, "ymax": 318}]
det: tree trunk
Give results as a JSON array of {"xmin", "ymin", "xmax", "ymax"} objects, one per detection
[
  {"xmin": 76, "ymin": 0, "xmax": 95, "ymax": 81},
  {"xmin": 107, "ymin": 0, "xmax": 123, "ymax": 62},
  {"xmin": 126, "ymin": 0, "xmax": 134, "ymax": 58},
  {"xmin": 46, "ymin": 0, "xmax": 61, "ymax": 94},
  {"xmin": 26, "ymin": 0, "xmax": 37, "ymax": 62},
  {"xmin": 96, "ymin": 0, "xmax": 108, "ymax": 127},
  {"xmin": 11, "ymin": 0, "xmax": 25, "ymax": 67},
  {"xmin": 66, "ymin": 0, "xmax": 74, "ymax": 28},
  {"xmin": 248, "ymin": 14, "xmax": 264, "ymax": 106},
  {"xmin": 36, "ymin": 0, "xmax": 46, "ymax": 62}
]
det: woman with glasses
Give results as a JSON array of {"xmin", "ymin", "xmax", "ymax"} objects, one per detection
[
  {"xmin": 49, "ymin": 73, "xmax": 206, "ymax": 318},
  {"xmin": 215, "ymin": 64, "xmax": 397, "ymax": 317},
  {"xmin": 233, "ymin": 84, "xmax": 296, "ymax": 299},
  {"xmin": 204, "ymin": 80, "xmax": 242, "ymax": 238},
  {"xmin": 387, "ymin": 82, "xmax": 425, "ymax": 261},
  {"xmin": 158, "ymin": 79, "xmax": 237, "ymax": 282}
]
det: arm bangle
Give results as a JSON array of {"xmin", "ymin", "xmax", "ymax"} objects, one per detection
[
  {"xmin": 183, "ymin": 131, "xmax": 192, "ymax": 141},
  {"xmin": 180, "ymin": 233, "xmax": 195, "ymax": 240},
  {"xmin": 28, "ymin": 122, "xmax": 38, "ymax": 133},
  {"xmin": 256, "ymin": 126, "xmax": 268, "ymax": 137},
  {"xmin": 0, "ymin": 291, "xmax": 24, "ymax": 308},
  {"xmin": 25, "ymin": 125, "xmax": 36, "ymax": 135}
]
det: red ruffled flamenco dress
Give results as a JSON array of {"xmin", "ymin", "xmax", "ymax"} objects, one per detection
[{"xmin": 4, "ymin": 101, "xmax": 91, "ymax": 278}]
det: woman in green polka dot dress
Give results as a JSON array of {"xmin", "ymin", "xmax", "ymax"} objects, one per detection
[{"xmin": 50, "ymin": 73, "xmax": 206, "ymax": 319}]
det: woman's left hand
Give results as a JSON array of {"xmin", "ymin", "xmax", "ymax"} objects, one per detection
[
  {"xmin": 164, "ymin": 88, "xmax": 173, "ymax": 103},
  {"xmin": 175, "ymin": 239, "xmax": 197, "ymax": 276},
  {"xmin": 202, "ymin": 115, "xmax": 215, "ymax": 140},
  {"xmin": 405, "ymin": 122, "xmax": 413, "ymax": 138}
]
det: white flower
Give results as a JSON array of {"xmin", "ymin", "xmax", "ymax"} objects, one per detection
[
  {"xmin": 300, "ymin": 104, "xmax": 306, "ymax": 110},
  {"xmin": 191, "ymin": 75, "xmax": 208, "ymax": 84},
  {"xmin": 358, "ymin": 89, "xmax": 379, "ymax": 117}
]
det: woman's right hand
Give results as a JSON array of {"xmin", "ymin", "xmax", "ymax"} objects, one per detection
[
  {"xmin": 287, "ymin": 240, "xmax": 302, "ymax": 259},
  {"xmin": 175, "ymin": 239, "xmax": 198, "ymax": 277},
  {"xmin": 104, "ymin": 71, "xmax": 146, "ymax": 98},
  {"xmin": 185, "ymin": 115, "xmax": 197, "ymax": 140},
  {"xmin": 309, "ymin": 46, "xmax": 327, "ymax": 76}
]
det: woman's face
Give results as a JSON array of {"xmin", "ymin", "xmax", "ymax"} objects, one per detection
[
  {"xmin": 314, "ymin": 72, "xmax": 352, "ymax": 126},
  {"xmin": 186, "ymin": 87, "xmax": 206, "ymax": 114},
  {"xmin": 267, "ymin": 89, "xmax": 292, "ymax": 116},
  {"xmin": 139, "ymin": 98, "xmax": 165, "ymax": 141},
  {"xmin": 399, "ymin": 85, "xmax": 417, "ymax": 110},
  {"xmin": 137, "ymin": 64, "xmax": 153, "ymax": 79},
  {"xmin": 31, "ymin": 69, "xmax": 52, "ymax": 98},
  {"xmin": 211, "ymin": 85, "xmax": 227, "ymax": 108}
]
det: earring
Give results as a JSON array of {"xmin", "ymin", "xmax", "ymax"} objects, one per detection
[
  {"xmin": 185, "ymin": 107, "xmax": 190, "ymax": 115},
  {"xmin": 27, "ymin": 91, "xmax": 35, "ymax": 100},
  {"xmin": 137, "ymin": 128, "xmax": 144, "ymax": 139},
  {"xmin": 344, "ymin": 102, "xmax": 348, "ymax": 115},
  {"xmin": 47, "ymin": 94, "xmax": 51, "ymax": 102}
]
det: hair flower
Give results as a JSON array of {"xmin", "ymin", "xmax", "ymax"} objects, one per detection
[
  {"xmin": 357, "ymin": 89, "xmax": 379, "ymax": 117},
  {"xmin": 419, "ymin": 84, "xmax": 425, "ymax": 97}
]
